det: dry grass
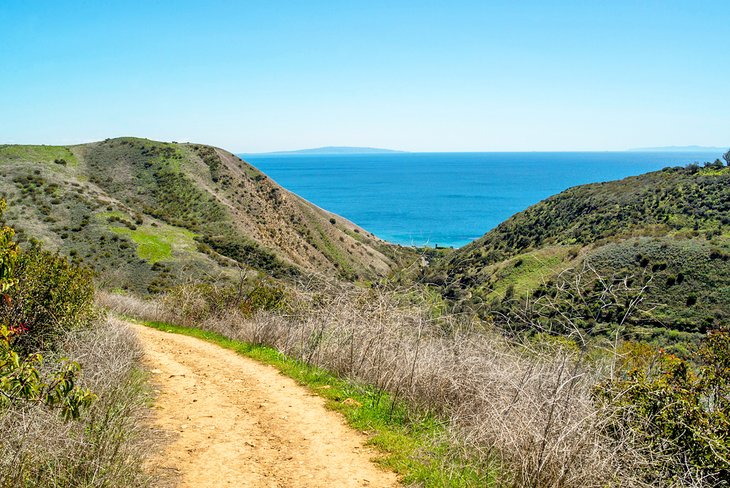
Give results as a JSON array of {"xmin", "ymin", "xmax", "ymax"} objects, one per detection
[
  {"xmin": 0, "ymin": 316, "xmax": 151, "ymax": 487},
  {"xmin": 97, "ymin": 283, "xmax": 692, "ymax": 488}
]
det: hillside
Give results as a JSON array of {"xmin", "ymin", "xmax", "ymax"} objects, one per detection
[
  {"xmin": 0, "ymin": 138, "xmax": 411, "ymax": 293},
  {"xmin": 426, "ymin": 161, "xmax": 730, "ymax": 343}
]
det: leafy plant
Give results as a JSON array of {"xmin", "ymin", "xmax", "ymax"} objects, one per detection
[
  {"xmin": 0, "ymin": 326, "xmax": 95, "ymax": 420},
  {"xmin": 4, "ymin": 242, "xmax": 96, "ymax": 353},
  {"xmin": 594, "ymin": 331, "xmax": 730, "ymax": 486}
]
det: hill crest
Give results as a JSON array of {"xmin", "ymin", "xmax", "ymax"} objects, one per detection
[{"xmin": 0, "ymin": 137, "xmax": 413, "ymax": 293}]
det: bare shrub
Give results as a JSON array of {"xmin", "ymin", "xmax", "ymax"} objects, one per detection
[
  {"xmin": 100, "ymin": 272, "xmax": 715, "ymax": 487},
  {"xmin": 0, "ymin": 316, "xmax": 151, "ymax": 487},
  {"xmin": 96, "ymin": 291, "xmax": 168, "ymax": 324}
]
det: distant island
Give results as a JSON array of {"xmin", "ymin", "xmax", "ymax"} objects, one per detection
[
  {"xmin": 248, "ymin": 146, "xmax": 407, "ymax": 156},
  {"xmin": 630, "ymin": 145, "xmax": 727, "ymax": 152}
]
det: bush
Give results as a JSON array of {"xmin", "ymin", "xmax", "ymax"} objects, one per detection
[
  {"xmin": 2, "ymin": 242, "xmax": 96, "ymax": 353},
  {"xmin": 159, "ymin": 278, "xmax": 287, "ymax": 325},
  {"xmin": 200, "ymin": 234, "xmax": 299, "ymax": 279},
  {"xmin": 0, "ymin": 328, "xmax": 95, "ymax": 420},
  {"xmin": 1, "ymin": 198, "xmax": 149, "ymax": 485},
  {"xmin": 594, "ymin": 330, "xmax": 730, "ymax": 486}
]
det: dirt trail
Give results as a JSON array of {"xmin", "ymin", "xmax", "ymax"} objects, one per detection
[{"xmin": 131, "ymin": 323, "xmax": 400, "ymax": 488}]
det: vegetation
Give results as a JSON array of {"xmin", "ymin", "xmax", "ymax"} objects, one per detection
[
  {"xmin": 0, "ymin": 137, "xmax": 406, "ymax": 293},
  {"xmin": 199, "ymin": 232, "xmax": 300, "ymax": 279},
  {"xmin": 0, "ymin": 200, "xmax": 150, "ymax": 486},
  {"xmin": 0, "ymin": 145, "xmax": 78, "ymax": 167},
  {"xmin": 0, "ymin": 200, "xmax": 94, "ymax": 418},
  {"xmin": 0, "ymin": 318, "xmax": 150, "ymax": 487},
  {"xmin": 192, "ymin": 144, "xmax": 225, "ymax": 183},
  {"xmin": 100, "ymin": 271, "xmax": 728, "ymax": 488},
  {"xmin": 8, "ymin": 242, "xmax": 96, "ymax": 352},
  {"xmin": 426, "ymin": 160, "xmax": 730, "ymax": 346},
  {"xmin": 595, "ymin": 331, "xmax": 730, "ymax": 486},
  {"xmin": 109, "ymin": 223, "xmax": 196, "ymax": 264},
  {"xmin": 437, "ymin": 163, "xmax": 730, "ymax": 273},
  {"xmin": 5, "ymin": 136, "xmax": 729, "ymax": 487}
]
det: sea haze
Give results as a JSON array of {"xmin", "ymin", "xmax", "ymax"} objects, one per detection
[{"xmin": 242, "ymin": 151, "xmax": 724, "ymax": 248}]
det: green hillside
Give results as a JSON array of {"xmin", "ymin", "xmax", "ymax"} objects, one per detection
[
  {"xmin": 426, "ymin": 161, "xmax": 730, "ymax": 344},
  {"xmin": 0, "ymin": 138, "xmax": 412, "ymax": 293}
]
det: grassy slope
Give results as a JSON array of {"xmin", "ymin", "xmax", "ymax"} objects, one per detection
[
  {"xmin": 427, "ymin": 164, "xmax": 730, "ymax": 341},
  {"xmin": 0, "ymin": 138, "xmax": 413, "ymax": 293}
]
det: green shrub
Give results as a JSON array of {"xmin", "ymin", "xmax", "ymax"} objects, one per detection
[
  {"xmin": 594, "ymin": 331, "xmax": 730, "ymax": 485},
  {"xmin": 192, "ymin": 144, "xmax": 223, "ymax": 182},
  {"xmin": 200, "ymin": 234, "xmax": 298, "ymax": 279},
  {"xmin": 239, "ymin": 280, "xmax": 286, "ymax": 317},
  {"xmin": 4, "ymin": 243, "xmax": 96, "ymax": 353},
  {"xmin": 0, "ymin": 328, "xmax": 95, "ymax": 420}
]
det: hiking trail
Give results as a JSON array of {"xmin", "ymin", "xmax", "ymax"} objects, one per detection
[{"xmin": 131, "ymin": 322, "xmax": 400, "ymax": 488}]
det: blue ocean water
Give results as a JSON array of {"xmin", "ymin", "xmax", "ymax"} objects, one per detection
[{"xmin": 242, "ymin": 152, "xmax": 722, "ymax": 248}]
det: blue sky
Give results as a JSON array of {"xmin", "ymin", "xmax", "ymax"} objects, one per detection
[{"xmin": 1, "ymin": 1, "xmax": 728, "ymax": 152}]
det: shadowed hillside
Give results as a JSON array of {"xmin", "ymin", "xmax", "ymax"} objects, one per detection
[{"xmin": 0, "ymin": 138, "xmax": 412, "ymax": 293}]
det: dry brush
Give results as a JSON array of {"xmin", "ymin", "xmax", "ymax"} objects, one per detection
[
  {"xmin": 98, "ymin": 274, "xmax": 712, "ymax": 487},
  {"xmin": 0, "ymin": 317, "xmax": 151, "ymax": 487}
]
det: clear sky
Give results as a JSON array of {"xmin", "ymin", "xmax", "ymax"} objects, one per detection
[{"xmin": 1, "ymin": 1, "xmax": 728, "ymax": 152}]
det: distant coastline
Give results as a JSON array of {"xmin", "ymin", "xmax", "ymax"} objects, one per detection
[
  {"xmin": 629, "ymin": 145, "xmax": 726, "ymax": 153},
  {"xmin": 246, "ymin": 146, "xmax": 407, "ymax": 156},
  {"xmin": 243, "ymin": 146, "xmax": 726, "ymax": 156}
]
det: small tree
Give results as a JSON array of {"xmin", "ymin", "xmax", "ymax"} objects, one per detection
[{"xmin": 723, "ymin": 149, "xmax": 730, "ymax": 166}]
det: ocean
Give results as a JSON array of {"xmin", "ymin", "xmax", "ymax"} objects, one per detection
[{"xmin": 242, "ymin": 151, "xmax": 723, "ymax": 248}]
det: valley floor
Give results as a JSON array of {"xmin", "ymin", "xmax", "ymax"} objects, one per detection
[{"xmin": 132, "ymin": 322, "xmax": 399, "ymax": 488}]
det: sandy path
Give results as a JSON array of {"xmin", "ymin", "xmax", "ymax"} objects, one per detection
[{"xmin": 132, "ymin": 323, "xmax": 400, "ymax": 488}]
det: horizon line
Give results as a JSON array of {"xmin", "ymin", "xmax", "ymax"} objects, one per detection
[
  {"xmin": 240, "ymin": 147, "xmax": 728, "ymax": 155},
  {"xmin": 0, "ymin": 137, "xmax": 725, "ymax": 155}
]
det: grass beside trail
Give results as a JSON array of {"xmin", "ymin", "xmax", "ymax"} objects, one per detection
[{"xmin": 139, "ymin": 319, "xmax": 495, "ymax": 487}]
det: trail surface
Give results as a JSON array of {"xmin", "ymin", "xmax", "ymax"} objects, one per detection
[{"xmin": 132, "ymin": 323, "xmax": 400, "ymax": 488}]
